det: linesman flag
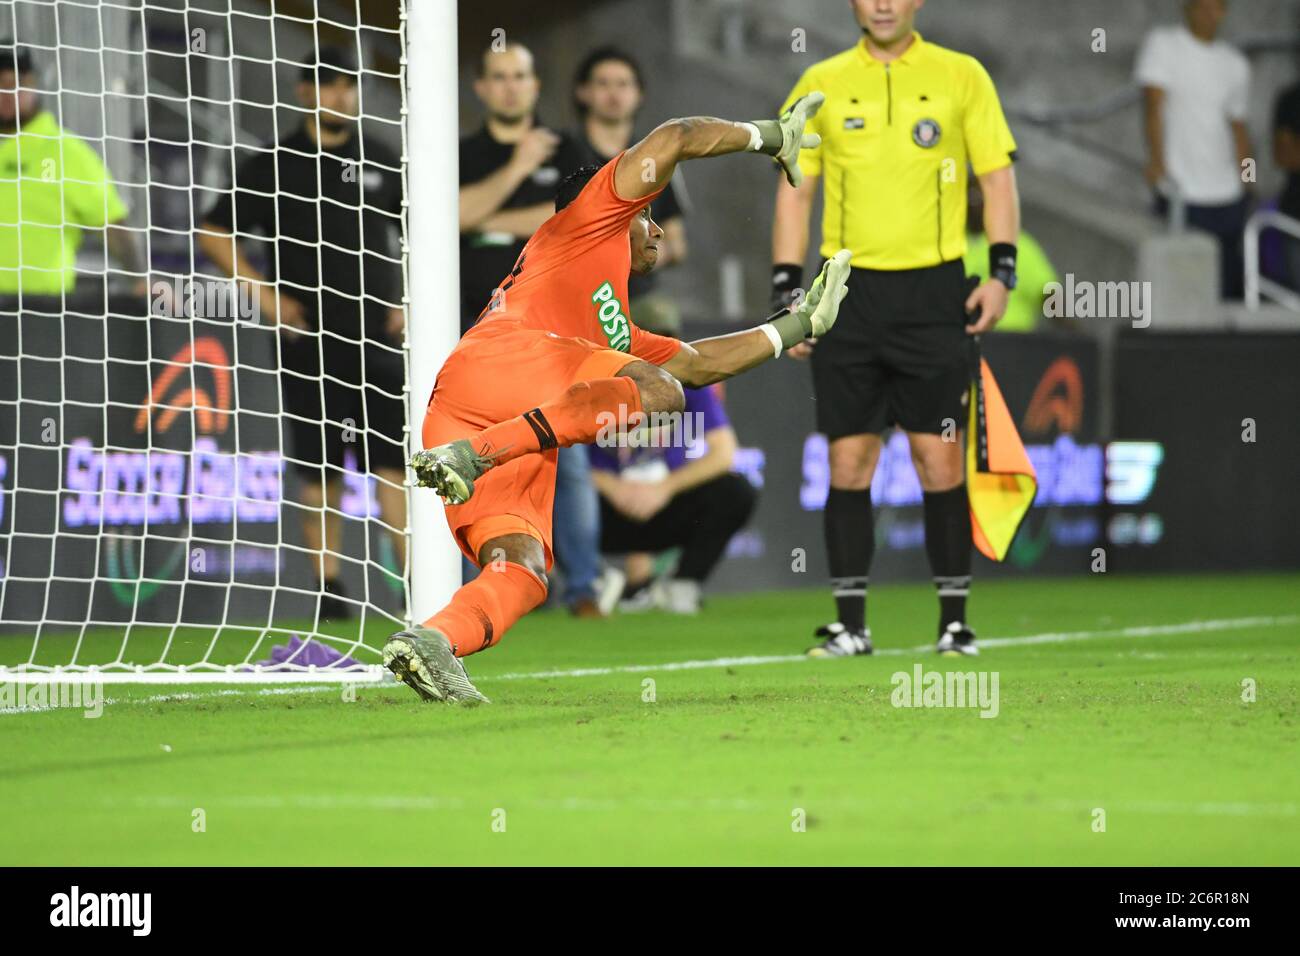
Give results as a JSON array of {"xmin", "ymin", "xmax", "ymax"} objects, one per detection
[{"xmin": 967, "ymin": 357, "xmax": 1037, "ymax": 561}]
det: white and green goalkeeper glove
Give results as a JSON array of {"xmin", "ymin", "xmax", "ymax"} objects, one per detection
[
  {"xmin": 768, "ymin": 249, "xmax": 852, "ymax": 350},
  {"xmin": 748, "ymin": 91, "xmax": 824, "ymax": 188}
]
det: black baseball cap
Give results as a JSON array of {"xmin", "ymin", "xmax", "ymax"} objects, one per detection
[
  {"xmin": 299, "ymin": 46, "xmax": 359, "ymax": 85},
  {"xmin": 0, "ymin": 42, "xmax": 35, "ymax": 75}
]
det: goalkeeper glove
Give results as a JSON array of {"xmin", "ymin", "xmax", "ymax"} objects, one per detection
[
  {"xmin": 768, "ymin": 249, "xmax": 852, "ymax": 348},
  {"xmin": 748, "ymin": 91, "xmax": 824, "ymax": 188}
]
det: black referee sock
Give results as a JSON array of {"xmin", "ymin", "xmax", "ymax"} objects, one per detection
[
  {"xmin": 825, "ymin": 487, "xmax": 874, "ymax": 632},
  {"xmin": 923, "ymin": 484, "xmax": 972, "ymax": 634}
]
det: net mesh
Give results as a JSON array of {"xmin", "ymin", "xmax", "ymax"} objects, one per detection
[{"xmin": 0, "ymin": 0, "xmax": 412, "ymax": 678}]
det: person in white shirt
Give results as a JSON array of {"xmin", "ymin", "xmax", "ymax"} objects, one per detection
[{"xmin": 1136, "ymin": 0, "xmax": 1252, "ymax": 299}]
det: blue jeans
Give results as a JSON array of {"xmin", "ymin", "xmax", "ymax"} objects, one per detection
[{"xmin": 552, "ymin": 444, "xmax": 601, "ymax": 605}]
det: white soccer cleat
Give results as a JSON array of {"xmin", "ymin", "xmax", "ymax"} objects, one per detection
[
  {"xmin": 806, "ymin": 622, "xmax": 873, "ymax": 657},
  {"xmin": 936, "ymin": 621, "xmax": 979, "ymax": 657}
]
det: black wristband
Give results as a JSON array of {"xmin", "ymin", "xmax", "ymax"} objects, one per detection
[
  {"xmin": 772, "ymin": 263, "xmax": 803, "ymax": 294},
  {"xmin": 771, "ymin": 263, "xmax": 803, "ymax": 310},
  {"xmin": 989, "ymin": 242, "xmax": 1017, "ymax": 288}
]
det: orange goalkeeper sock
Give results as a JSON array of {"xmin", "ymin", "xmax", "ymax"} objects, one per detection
[
  {"xmin": 471, "ymin": 376, "xmax": 642, "ymax": 466},
  {"xmin": 424, "ymin": 561, "xmax": 548, "ymax": 657}
]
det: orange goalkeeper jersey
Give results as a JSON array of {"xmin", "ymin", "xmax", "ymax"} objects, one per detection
[{"xmin": 473, "ymin": 153, "xmax": 682, "ymax": 366}]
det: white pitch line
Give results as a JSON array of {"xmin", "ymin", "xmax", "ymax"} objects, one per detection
[
  {"xmin": 1, "ymin": 614, "xmax": 1296, "ymax": 716},
  {"xmin": 89, "ymin": 793, "xmax": 1298, "ymax": 818},
  {"xmin": 481, "ymin": 614, "xmax": 1300, "ymax": 681},
  {"xmin": 0, "ymin": 683, "xmax": 343, "ymax": 716}
]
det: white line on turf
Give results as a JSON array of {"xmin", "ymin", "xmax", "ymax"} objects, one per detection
[
  {"xmin": 482, "ymin": 614, "xmax": 1300, "ymax": 680},
  {"xmin": 0, "ymin": 684, "xmax": 340, "ymax": 716},
  {"xmin": 90, "ymin": 793, "xmax": 1298, "ymax": 818},
  {"xmin": 2, "ymin": 614, "xmax": 1295, "ymax": 715}
]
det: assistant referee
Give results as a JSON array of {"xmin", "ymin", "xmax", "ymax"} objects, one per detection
[{"xmin": 771, "ymin": 0, "xmax": 1020, "ymax": 658}]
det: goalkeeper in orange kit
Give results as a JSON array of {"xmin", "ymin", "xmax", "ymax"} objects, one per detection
[{"xmin": 386, "ymin": 93, "xmax": 851, "ymax": 702}]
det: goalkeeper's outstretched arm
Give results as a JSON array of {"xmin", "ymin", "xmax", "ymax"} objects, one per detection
[
  {"xmin": 661, "ymin": 250, "xmax": 851, "ymax": 388},
  {"xmin": 613, "ymin": 91, "xmax": 825, "ymax": 202}
]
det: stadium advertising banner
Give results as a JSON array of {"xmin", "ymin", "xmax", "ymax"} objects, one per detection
[
  {"xmin": 0, "ymin": 296, "xmax": 401, "ymax": 632},
  {"xmin": 710, "ymin": 332, "xmax": 1109, "ymax": 592},
  {"xmin": 4, "ymin": 302, "xmax": 1296, "ymax": 628},
  {"xmin": 1113, "ymin": 333, "xmax": 1300, "ymax": 573}
]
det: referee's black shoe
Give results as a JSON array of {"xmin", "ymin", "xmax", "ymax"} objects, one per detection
[
  {"xmin": 936, "ymin": 621, "xmax": 979, "ymax": 657},
  {"xmin": 806, "ymin": 622, "xmax": 873, "ymax": 657}
]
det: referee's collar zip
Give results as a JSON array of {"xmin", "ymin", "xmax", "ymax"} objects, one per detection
[
  {"xmin": 859, "ymin": 30, "xmax": 920, "ymax": 127},
  {"xmin": 885, "ymin": 64, "xmax": 892, "ymax": 125}
]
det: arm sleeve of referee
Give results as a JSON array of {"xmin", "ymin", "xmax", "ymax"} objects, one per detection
[
  {"xmin": 779, "ymin": 67, "xmax": 824, "ymax": 179},
  {"xmin": 962, "ymin": 58, "xmax": 1017, "ymax": 177}
]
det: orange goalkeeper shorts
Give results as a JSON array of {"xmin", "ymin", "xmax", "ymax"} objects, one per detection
[{"xmin": 422, "ymin": 319, "xmax": 639, "ymax": 569}]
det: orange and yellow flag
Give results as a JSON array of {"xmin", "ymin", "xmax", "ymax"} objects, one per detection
[{"xmin": 967, "ymin": 357, "xmax": 1037, "ymax": 561}]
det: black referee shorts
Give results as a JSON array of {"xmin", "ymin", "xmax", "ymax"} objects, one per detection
[
  {"xmin": 280, "ymin": 318, "xmax": 407, "ymax": 481},
  {"xmin": 810, "ymin": 259, "xmax": 975, "ymax": 440}
]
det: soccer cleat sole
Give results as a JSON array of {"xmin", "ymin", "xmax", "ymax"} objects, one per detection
[
  {"xmin": 382, "ymin": 638, "xmax": 444, "ymax": 701},
  {"xmin": 409, "ymin": 448, "xmax": 474, "ymax": 505},
  {"xmin": 382, "ymin": 632, "xmax": 490, "ymax": 704}
]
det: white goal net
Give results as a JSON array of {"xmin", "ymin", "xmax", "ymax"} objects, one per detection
[{"xmin": 0, "ymin": 0, "xmax": 421, "ymax": 682}]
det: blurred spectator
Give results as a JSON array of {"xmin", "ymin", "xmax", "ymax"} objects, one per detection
[
  {"xmin": 964, "ymin": 181, "xmax": 1058, "ymax": 332},
  {"xmin": 588, "ymin": 307, "xmax": 754, "ymax": 615},
  {"xmin": 590, "ymin": 382, "xmax": 755, "ymax": 615},
  {"xmin": 459, "ymin": 43, "xmax": 602, "ymax": 616},
  {"xmin": 199, "ymin": 46, "xmax": 407, "ymax": 620},
  {"xmin": 571, "ymin": 45, "xmax": 690, "ymax": 330},
  {"xmin": 459, "ymin": 42, "xmax": 584, "ymax": 334},
  {"xmin": 1271, "ymin": 79, "xmax": 1300, "ymax": 288},
  {"xmin": 1136, "ymin": 0, "xmax": 1251, "ymax": 299},
  {"xmin": 0, "ymin": 42, "xmax": 144, "ymax": 296}
]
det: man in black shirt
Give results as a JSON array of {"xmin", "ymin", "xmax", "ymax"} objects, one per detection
[
  {"xmin": 459, "ymin": 43, "xmax": 585, "ymax": 335},
  {"xmin": 198, "ymin": 46, "xmax": 406, "ymax": 619}
]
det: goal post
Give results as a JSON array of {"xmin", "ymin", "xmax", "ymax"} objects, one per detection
[
  {"xmin": 405, "ymin": 0, "xmax": 463, "ymax": 626},
  {"xmin": 0, "ymin": 0, "xmax": 460, "ymax": 684}
]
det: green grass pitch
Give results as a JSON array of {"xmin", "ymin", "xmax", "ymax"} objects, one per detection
[{"xmin": 2, "ymin": 572, "xmax": 1297, "ymax": 865}]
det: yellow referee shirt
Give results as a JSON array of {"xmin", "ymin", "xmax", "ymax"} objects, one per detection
[{"xmin": 782, "ymin": 32, "xmax": 1017, "ymax": 271}]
